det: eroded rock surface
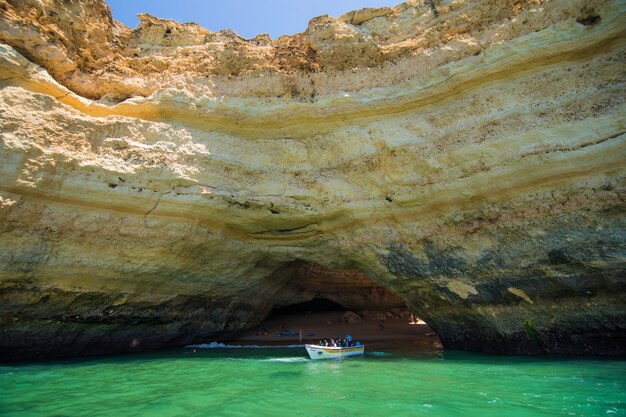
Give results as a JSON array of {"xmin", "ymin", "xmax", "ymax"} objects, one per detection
[{"xmin": 0, "ymin": 0, "xmax": 625, "ymax": 360}]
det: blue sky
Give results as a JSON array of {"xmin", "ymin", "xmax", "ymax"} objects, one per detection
[{"xmin": 106, "ymin": 0, "xmax": 401, "ymax": 39}]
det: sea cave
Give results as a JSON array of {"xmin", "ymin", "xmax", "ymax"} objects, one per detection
[{"xmin": 0, "ymin": 0, "xmax": 624, "ymax": 363}]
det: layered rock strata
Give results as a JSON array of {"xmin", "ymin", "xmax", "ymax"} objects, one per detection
[{"xmin": 0, "ymin": 0, "xmax": 625, "ymax": 360}]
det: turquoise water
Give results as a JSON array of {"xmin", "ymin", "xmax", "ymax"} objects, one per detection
[{"xmin": 1, "ymin": 346, "xmax": 624, "ymax": 417}]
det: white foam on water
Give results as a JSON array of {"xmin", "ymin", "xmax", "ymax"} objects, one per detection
[
  {"xmin": 262, "ymin": 357, "xmax": 309, "ymax": 363},
  {"xmin": 188, "ymin": 342, "xmax": 305, "ymax": 349}
]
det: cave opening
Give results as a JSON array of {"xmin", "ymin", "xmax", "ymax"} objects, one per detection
[
  {"xmin": 233, "ymin": 262, "xmax": 441, "ymax": 349},
  {"xmin": 270, "ymin": 296, "xmax": 344, "ymax": 316}
]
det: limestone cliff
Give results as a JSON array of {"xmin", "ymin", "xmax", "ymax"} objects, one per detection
[{"xmin": 0, "ymin": 0, "xmax": 624, "ymax": 360}]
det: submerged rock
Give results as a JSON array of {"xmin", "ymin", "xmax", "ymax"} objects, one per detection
[{"xmin": 0, "ymin": 0, "xmax": 625, "ymax": 360}]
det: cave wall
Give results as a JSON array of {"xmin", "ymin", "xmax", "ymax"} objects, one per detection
[{"xmin": 0, "ymin": 0, "xmax": 625, "ymax": 360}]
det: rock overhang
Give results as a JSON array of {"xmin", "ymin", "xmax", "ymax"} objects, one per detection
[{"xmin": 0, "ymin": 0, "xmax": 625, "ymax": 360}]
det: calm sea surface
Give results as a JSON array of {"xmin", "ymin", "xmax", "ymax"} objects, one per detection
[{"xmin": 1, "ymin": 344, "xmax": 624, "ymax": 417}]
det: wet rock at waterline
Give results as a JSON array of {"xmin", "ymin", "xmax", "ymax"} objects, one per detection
[{"xmin": 0, "ymin": 0, "xmax": 625, "ymax": 360}]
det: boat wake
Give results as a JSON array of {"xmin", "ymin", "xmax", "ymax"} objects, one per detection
[
  {"xmin": 262, "ymin": 357, "xmax": 309, "ymax": 363},
  {"xmin": 187, "ymin": 342, "xmax": 305, "ymax": 349}
]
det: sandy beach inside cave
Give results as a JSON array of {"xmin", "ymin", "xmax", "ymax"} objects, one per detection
[{"xmin": 231, "ymin": 311, "xmax": 442, "ymax": 350}]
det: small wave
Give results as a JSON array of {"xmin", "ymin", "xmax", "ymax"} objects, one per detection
[
  {"xmin": 187, "ymin": 342, "xmax": 305, "ymax": 349},
  {"xmin": 368, "ymin": 351, "xmax": 391, "ymax": 357},
  {"xmin": 262, "ymin": 358, "xmax": 309, "ymax": 363}
]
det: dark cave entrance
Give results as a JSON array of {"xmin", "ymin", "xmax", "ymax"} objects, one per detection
[
  {"xmin": 270, "ymin": 296, "xmax": 344, "ymax": 316},
  {"xmin": 234, "ymin": 262, "xmax": 441, "ymax": 348}
]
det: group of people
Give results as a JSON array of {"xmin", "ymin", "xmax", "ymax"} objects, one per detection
[{"xmin": 317, "ymin": 336, "xmax": 355, "ymax": 348}]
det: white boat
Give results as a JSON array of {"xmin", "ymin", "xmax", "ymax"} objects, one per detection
[{"xmin": 305, "ymin": 344, "xmax": 365, "ymax": 360}]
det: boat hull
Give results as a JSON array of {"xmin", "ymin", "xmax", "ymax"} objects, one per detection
[{"xmin": 305, "ymin": 344, "xmax": 364, "ymax": 360}]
